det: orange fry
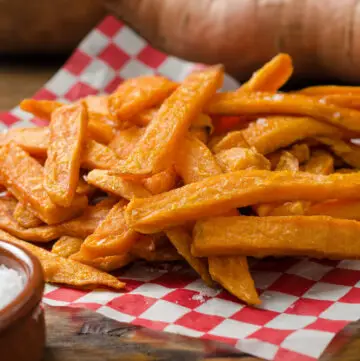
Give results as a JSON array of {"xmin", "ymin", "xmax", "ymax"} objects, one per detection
[
  {"xmin": 208, "ymin": 256, "xmax": 260, "ymax": 305},
  {"xmin": 0, "ymin": 229, "xmax": 125, "ymax": 289},
  {"xmin": 316, "ymin": 95, "xmax": 360, "ymax": 111},
  {"xmin": 44, "ymin": 103, "xmax": 88, "ymax": 207},
  {"xmin": 87, "ymin": 169, "xmax": 151, "ymax": 200},
  {"xmin": 192, "ymin": 216, "xmax": 360, "ymax": 260},
  {"xmin": 316, "ymin": 137, "xmax": 360, "ymax": 169},
  {"xmin": 166, "ymin": 227, "xmax": 213, "ymax": 286},
  {"xmin": 59, "ymin": 198, "xmax": 117, "ymax": 239},
  {"xmin": 298, "ymin": 85, "xmax": 360, "ymax": 96},
  {"xmin": 109, "ymin": 127, "xmax": 145, "ymax": 159},
  {"xmin": 240, "ymin": 116, "xmax": 344, "ymax": 155},
  {"xmin": 109, "ymin": 76, "xmax": 177, "ymax": 123},
  {"xmin": 0, "ymin": 143, "xmax": 87, "ymax": 224},
  {"xmin": 52, "ymin": 236, "xmax": 83, "ymax": 258},
  {"xmin": 111, "ymin": 66, "xmax": 224, "ymax": 177},
  {"xmin": 80, "ymin": 200, "xmax": 139, "ymax": 258},
  {"xmin": 239, "ymin": 53, "xmax": 293, "ymax": 92},
  {"xmin": 303, "ymin": 150, "xmax": 334, "ymax": 175},
  {"xmin": 125, "ymin": 170, "xmax": 360, "ymax": 233},
  {"xmin": 87, "ymin": 118, "xmax": 115, "ymax": 144},
  {"xmin": 71, "ymin": 252, "xmax": 134, "ymax": 272},
  {"xmin": 215, "ymin": 147, "xmax": 271, "ymax": 172},
  {"xmin": 0, "ymin": 198, "xmax": 61, "ymax": 242},
  {"xmin": 206, "ymin": 92, "xmax": 360, "ymax": 133},
  {"xmin": 81, "ymin": 140, "xmax": 121, "ymax": 170},
  {"xmin": 0, "ymin": 127, "xmax": 49, "ymax": 157},
  {"xmin": 131, "ymin": 235, "xmax": 182, "ymax": 262},
  {"xmin": 13, "ymin": 202, "xmax": 43, "ymax": 228},
  {"xmin": 130, "ymin": 107, "xmax": 159, "ymax": 127},
  {"xmin": 307, "ymin": 199, "xmax": 360, "ymax": 220},
  {"xmin": 267, "ymin": 143, "xmax": 310, "ymax": 169},
  {"xmin": 275, "ymin": 151, "xmax": 299, "ymax": 171},
  {"xmin": 20, "ymin": 99, "xmax": 63, "ymax": 119},
  {"xmin": 20, "ymin": 98, "xmax": 115, "ymax": 144},
  {"xmin": 142, "ymin": 167, "xmax": 178, "ymax": 195},
  {"xmin": 175, "ymin": 133, "xmax": 222, "ymax": 184},
  {"xmin": 76, "ymin": 177, "xmax": 96, "ymax": 196}
]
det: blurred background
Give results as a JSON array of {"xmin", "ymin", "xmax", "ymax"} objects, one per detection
[{"xmin": 0, "ymin": 0, "xmax": 105, "ymax": 110}]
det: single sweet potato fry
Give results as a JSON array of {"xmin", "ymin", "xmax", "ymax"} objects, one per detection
[
  {"xmin": 111, "ymin": 66, "xmax": 224, "ymax": 177},
  {"xmin": 142, "ymin": 167, "xmax": 178, "ymax": 195},
  {"xmin": 52, "ymin": 236, "xmax": 83, "ymax": 258},
  {"xmin": 87, "ymin": 169, "xmax": 151, "ymax": 200},
  {"xmin": 206, "ymin": 92, "xmax": 360, "ymax": 133},
  {"xmin": 307, "ymin": 199, "xmax": 360, "ymax": 220},
  {"xmin": 80, "ymin": 200, "xmax": 139, "ymax": 258},
  {"xmin": 71, "ymin": 252, "xmax": 134, "ymax": 272},
  {"xmin": 316, "ymin": 95, "xmax": 360, "ymax": 111},
  {"xmin": 166, "ymin": 227, "xmax": 213, "ymax": 286},
  {"xmin": 192, "ymin": 216, "xmax": 360, "ymax": 259},
  {"xmin": 215, "ymin": 147, "xmax": 271, "ymax": 172},
  {"xmin": 240, "ymin": 116, "xmax": 344, "ymax": 155},
  {"xmin": 108, "ymin": 127, "xmax": 145, "ymax": 159},
  {"xmin": 20, "ymin": 99, "xmax": 63, "ymax": 119},
  {"xmin": 275, "ymin": 151, "xmax": 299, "ymax": 171},
  {"xmin": 125, "ymin": 170, "xmax": 360, "ymax": 233},
  {"xmin": 0, "ymin": 143, "xmax": 87, "ymax": 224},
  {"xmin": 316, "ymin": 137, "xmax": 360, "ymax": 169},
  {"xmin": 208, "ymin": 256, "xmax": 260, "ymax": 305},
  {"xmin": 303, "ymin": 150, "xmax": 334, "ymax": 175},
  {"xmin": 0, "ymin": 198, "xmax": 61, "ymax": 242},
  {"xmin": 298, "ymin": 86, "xmax": 360, "ymax": 96},
  {"xmin": 13, "ymin": 202, "xmax": 43, "ymax": 228},
  {"xmin": 175, "ymin": 133, "xmax": 222, "ymax": 184},
  {"xmin": 0, "ymin": 229, "xmax": 125, "ymax": 289},
  {"xmin": 239, "ymin": 53, "xmax": 293, "ymax": 93},
  {"xmin": 81, "ymin": 140, "xmax": 121, "ymax": 170},
  {"xmin": 0, "ymin": 127, "xmax": 49, "ymax": 157},
  {"xmin": 44, "ymin": 102, "xmax": 88, "ymax": 207},
  {"xmin": 109, "ymin": 76, "xmax": 178, "ymax": 123}
]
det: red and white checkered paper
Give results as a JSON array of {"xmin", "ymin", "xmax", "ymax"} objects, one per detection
[{"xmin": 1, "ymin": 15, "xmax": 359, "ymax": 361}]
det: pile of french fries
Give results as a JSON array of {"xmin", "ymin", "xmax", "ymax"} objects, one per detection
[{"xmin": 2, "ymin": 53, "xmax": 360, "ymax": 304}]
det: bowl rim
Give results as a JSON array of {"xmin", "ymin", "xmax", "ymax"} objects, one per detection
[{"xmin": 0, "ymin": 240, "xmax": 44, "ymax": 332}]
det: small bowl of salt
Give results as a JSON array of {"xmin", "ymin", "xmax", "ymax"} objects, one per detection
[{"xmin": 0, "ymin": 240, "xmax": 45, "ymax": 361}]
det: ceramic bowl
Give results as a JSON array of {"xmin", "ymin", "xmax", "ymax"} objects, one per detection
[{"xmin": 0, "ymin": 240, "xmax": 45, "ymax": 361}]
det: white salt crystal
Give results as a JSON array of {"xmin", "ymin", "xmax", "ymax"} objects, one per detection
[
  {"xmin": 0, "ymin": 265, "xmax": 24, "ymax": 309},
  {"xmin": 256, "ymin": 118, "xmax": 268, "ymax": 126},
  {"xmin": 192, "ymin": 293, "xmax": 205, "ymax": 302},
  {"xmin": 319, "ymin": 98, "xmax": 327, "ymax": 104},
  {"xmin": 333, "ymin": 112, "xmax": 341, "ymax": 119},
  {"xmin": 272, "ymin": 94, "xmax": 284, "ymax": 101}
]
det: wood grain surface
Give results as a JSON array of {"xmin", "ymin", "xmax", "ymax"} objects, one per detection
[{"xmin": 0, "ymin": 55, "xmax": 66, "ymax": 111}]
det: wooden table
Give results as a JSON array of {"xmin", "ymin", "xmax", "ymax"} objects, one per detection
[{"xmin": 0, "ymin": 55, "xmax": 67, "ymax": 111}]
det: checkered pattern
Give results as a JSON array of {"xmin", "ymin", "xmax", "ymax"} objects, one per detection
[{"xmin": 0, "ymin": 15, "xmax": 358, "ymax": 360}]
